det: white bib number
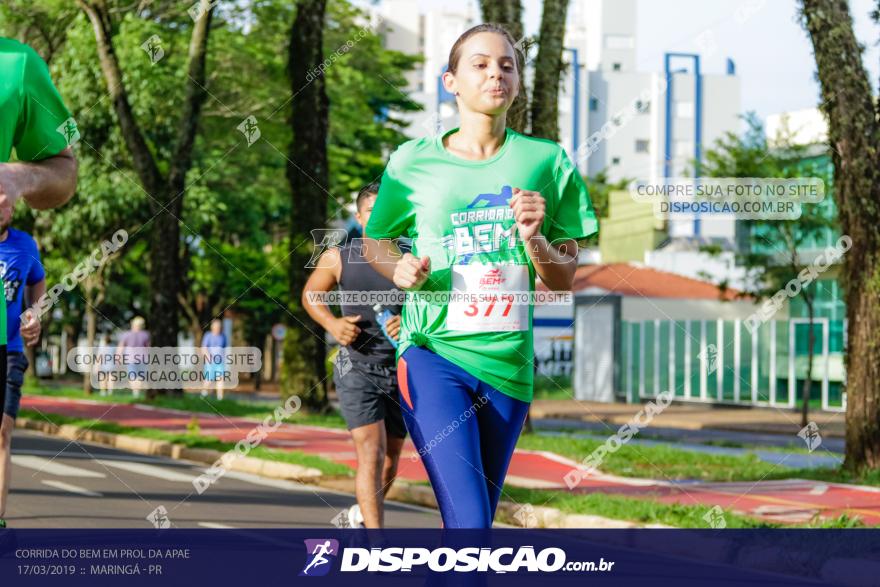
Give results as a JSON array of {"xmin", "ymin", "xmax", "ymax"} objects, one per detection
[{"xmin": 446, "ymin": 264, "xmax": 529, "ymax": 332}]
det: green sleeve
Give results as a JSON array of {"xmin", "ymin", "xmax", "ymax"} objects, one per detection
[
  {"xmin": 14, "ymin": 44, "xmax": 75, "ymax": 161},
  {"xmin": 364, "ymin": 152, "xmax": 415, "ymax": 240},
  {"xmin": 545, "ymin": 148, "xmax": 599, "ymax": 244}
]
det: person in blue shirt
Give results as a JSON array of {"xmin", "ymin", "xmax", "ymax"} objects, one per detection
[
  {"xmin": 0, "ymin": 213, "xmax": 46, "ymax": 530},
  {"xmin": 200, "ymin": 319, "xmax": 228, "ymax": 400}
]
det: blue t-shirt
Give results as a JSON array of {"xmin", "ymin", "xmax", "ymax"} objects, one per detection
[
  {"xmin": 201, "ymin": 332, "xmax": 227, "ymax": 364},
  {"xmin": 0, "ymin": 228, "xmax": 45, "ymax": 352}
]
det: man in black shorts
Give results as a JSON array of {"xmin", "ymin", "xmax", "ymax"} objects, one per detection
[{"xmin": 303, "ymin": 183, "xmax": 406, "ymax": 528}]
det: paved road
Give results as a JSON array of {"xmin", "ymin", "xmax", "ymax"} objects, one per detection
[{"xmin": 5, "ymin": 431, "xmax": 440, "ymax": 529}]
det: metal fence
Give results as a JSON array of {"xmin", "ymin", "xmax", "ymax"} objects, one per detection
[{"xmin": 619, "ymin": 318, "xmax": 846, "ymax": 412}]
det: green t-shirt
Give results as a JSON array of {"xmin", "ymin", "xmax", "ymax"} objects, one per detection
[
  {"xmin": 365, "ymin": 128, "xmax": 598, "ymax": 402},
  {"xmin": 0, "ymin": 37, "xmax": 75, "ymax": 164}
]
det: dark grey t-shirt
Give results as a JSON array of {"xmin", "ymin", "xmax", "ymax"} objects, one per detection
[{"xmin": 337, "ymin": 241, "xmax": 404, "ymax": 364}]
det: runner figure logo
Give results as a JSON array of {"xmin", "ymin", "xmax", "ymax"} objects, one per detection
[
  {"xmin": 300, "ymin": 539, "xmax": 339, "ymax": 577},
  {"xmin": 467, "ymin": 185, "xmax": 513, "ymax": 209}
]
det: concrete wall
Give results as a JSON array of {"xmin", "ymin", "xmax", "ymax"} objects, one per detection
[{"xmin": 599, "ymin": 190, "xmax": 666, "ymax": 263}]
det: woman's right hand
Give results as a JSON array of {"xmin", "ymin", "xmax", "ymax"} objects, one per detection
[
  {"xmin": 329, "ymin": 315, "xmax": 362, "ymax": 346},
  {"xmin": 394, "ymin": 253, "xmax": 431, "ymax": 290}
]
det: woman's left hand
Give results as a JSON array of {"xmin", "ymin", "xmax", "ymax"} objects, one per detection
[{"xmin": 510, "ymin": 188, "xmax": 546, "ymax": 243}]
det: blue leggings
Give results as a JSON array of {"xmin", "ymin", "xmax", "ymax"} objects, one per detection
[{"xmin": 396, "ymin": 345, "xmax": 530, "ymax": 528}]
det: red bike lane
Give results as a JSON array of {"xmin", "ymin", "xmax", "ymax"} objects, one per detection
[{"xmin": 20, "ymin": 395, "xmax": 880, "ymax": 526}]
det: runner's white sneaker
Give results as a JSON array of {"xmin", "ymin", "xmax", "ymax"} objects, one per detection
[{"xmin": 347, "ymin": 504, "xmax": 365, "ymax": 528}]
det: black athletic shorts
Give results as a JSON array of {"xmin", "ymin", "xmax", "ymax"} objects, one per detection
[
  {"xmin": 334, "ymin": 358, "xmax": 407, "ymax": 439},
  {"xmin": 3, "ymin": 352, "xmax": 27, "ymax": 420}
]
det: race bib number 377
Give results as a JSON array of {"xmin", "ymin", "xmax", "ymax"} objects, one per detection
[{"xmin": 446, "ymin": 264, "xmax": 529, "ymax": 332}]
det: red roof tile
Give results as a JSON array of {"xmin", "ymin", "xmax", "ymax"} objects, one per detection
[{"xmin": 538, "ymin": 263, "xmax": 740, "ymax": 300}]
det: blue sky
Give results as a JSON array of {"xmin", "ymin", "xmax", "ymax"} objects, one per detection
[{"xmin": 384, "ymin": 0, "xmax": 880, "ymax": 122}]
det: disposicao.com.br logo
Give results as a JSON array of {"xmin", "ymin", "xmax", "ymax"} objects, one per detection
[
  {"xmin": 300, "ymin": 539, "xmax": 339, "ymax": 576},
  {"xmin": 299, "ymin": 541, "xmax": 614, "ymax": 575}
]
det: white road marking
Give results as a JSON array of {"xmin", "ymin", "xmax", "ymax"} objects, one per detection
[
  {"xmin": 96, "ymin": 460, "xmax": 195, "ymax": 483},
  {"xmin": 17, "ymin": 449, "xmax": 174, "ymax": 465},
  {"xmin": 220, "ymin": 471, "xmax": 318, "ymax": 492},
  {"xmin": 13, "ymin": 455, "xmax": 106, "ymax": 478},
  {"xmin": 198, "ymin": 522, "xmax": 234, "ymax": 529},
  {"xmin": 41, "ymin": 480, "xmax": 102, "ymax": 497},
  {"xmin": 505, "ymin": 475, "xmax": 566, "ymax": 489}
]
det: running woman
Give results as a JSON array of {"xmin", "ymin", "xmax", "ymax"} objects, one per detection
[
  {"xmin": 0, "ymin": 38, "xmax": 78, "ymax": 529},
  {"xmin": 303, "ymin": 183, "xmax": 407, "ymax": 529},
  {"xmin": 364, "ymin": 24, "xmax": 597, "ymax": 529}
]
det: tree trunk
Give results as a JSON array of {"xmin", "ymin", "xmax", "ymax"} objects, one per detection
[
  {"xmin": 282, "ymin": 0, "xmax": 330, "ymax": 412},
  {"xmin": 481, "ymin": 0, "xmax": 528, "ymax": 133},
  {"xmin": 77, "ymin": 0, "xmax": 164, "ymax": 196},
  {"xmin": 65, "ymin": 322, "xmax": 80, "ymax": 375},
  {"xmin": 79, "ymin": 0, "xmax": 215, "ymax": 397},
  {"xmin": 179, "ymin": 292, "xmax": 204, "ymax": 347},
  {"xmin": 82, "ymin": 276, "xmax": 106, "ymax": 394},
  {"xmin": 801, "ymin": 0, "xmax": 880, "ymax": 471},
  {"xmin": 145, "ymin": 199, "xmax": 183, "ymax": 400},
  {"xmin": 801, "ymin": 296, "xmax": 816, "ymax": 428},
  {"xmin": 253, "ymin": 363, "xmax": 262, "ymax": 392},
  {"xmin": 529, "ymin": 0, "xmax": 570, "ymax": 141},
  {"xmin": 84, "ymin": 296, "xmax": 96, "ymax": 394}
]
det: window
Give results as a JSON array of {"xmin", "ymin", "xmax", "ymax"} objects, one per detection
[
  {"xmin": 635, "ymin": 140, "xmax": 649, "ymax": 153},
  {"xmin": 612, "ymin": 62, "xmax": 622, "ymax": 71},
  {"xmin": 612, "ymin": 157, "xmax": 621, "ymax": 165},
  {"xmin": 676, "ymin": 102, "xmax": 695, "ymax": 118},
  {"xmin": 674, "ymin": 140, "xmax": 693, "ymax": 157},
  {"xmin": 635, "ymin": 99, "xmax": 650, "ymax": 114},
  {"xmin": 605, "ymin": 35, "xmax": 635, "ymax": 49},
  {"xmin": 589, "ymin": 97, "xmax": 599, "ymax": 111}
]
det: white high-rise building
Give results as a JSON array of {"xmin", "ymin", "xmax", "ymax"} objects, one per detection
[
  {"xmin": 765, "ymin": 107, "xmax": 828, "ymax": 148},
  {"xmin": 565, "ymin": 0, "xmax": 741, "ymax": 241},
  {"xmin": 373, "ymin": 0, "xmax": 742, "ymax": 243},
  {"xmin": 377, "ymin": 0, "xmax": 477, "ymax": 136}
]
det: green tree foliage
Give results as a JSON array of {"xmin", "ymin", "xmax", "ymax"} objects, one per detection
[
  {"xmin": 0, "ymin": 0, "xmax": 417, "ymax": 400},
  {"xmin": 704, "ymin": 113, "xmax": 836, "ymax": 427}
]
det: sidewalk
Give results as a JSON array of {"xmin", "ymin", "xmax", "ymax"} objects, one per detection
[
  {"xmin": 20, "ymin": 395, "xmax": 876, "ymax": 526},
  {"xmin": 530, "ymin": 399, "xmax": 846, "ymax": 438}
]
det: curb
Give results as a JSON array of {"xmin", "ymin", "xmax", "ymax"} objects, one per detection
[
  {"xmin": 16, "ymin": 417, "xmax": 670, "ymax": 529},
  {"xmin": 530, "ymin": 407, "xmax": 847, "ymax": 438},
  {"xmin": 17, "ymin": 417, "xmax": 324, "ymax": 481}
]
